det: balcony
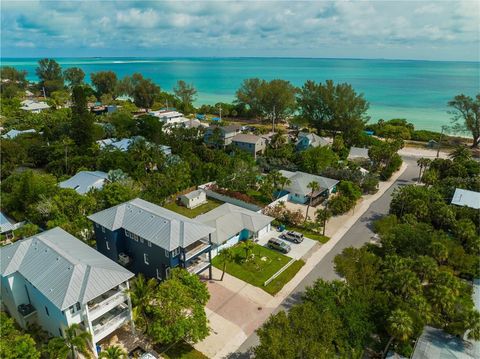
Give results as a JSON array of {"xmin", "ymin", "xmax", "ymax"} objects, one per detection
[
  {"xmin": 184, "ymin": 240, "xmax": 211, "ymax": 262},
  {"xmin": 88, "ymin": 285, "xmax": 128, "ymax": 320},
  {"xmin": 18, "ymin": 303, "xmax": 36, "ymax": 318},
  {"xmin": 92, "ymin": 304, "xmax": 130, "ymax": 342},
  {"xmin": 186, "ymin": 253, "xmax": 210, "ymax": 275}
]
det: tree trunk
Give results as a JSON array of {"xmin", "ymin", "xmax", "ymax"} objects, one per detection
[
  {"xmin": 471, "ymin": 135, "xmax": 479, "ymax": 148},
  {"xmin": 322, "ymin": 219, "xmax": 326, "ymax": 236},
  {"xmin": 382, "ymin": 336, "xmax": 395, "ymax": 358},
  {"xmin": 221, "ymin": 262, "xmax": 226, "ymax": 281},
  {"xmin": 418, "ymin": 166, "xmax": 422, "ymax": 182}
]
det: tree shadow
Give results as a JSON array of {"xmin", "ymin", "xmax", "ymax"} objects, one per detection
[
  {"xmin": 223, "ymin": 347, "xmax": 255, "ymax": 359},
  {"xmin": 279, "ymin": 290, "xmax": 304, "ymax": 311}
]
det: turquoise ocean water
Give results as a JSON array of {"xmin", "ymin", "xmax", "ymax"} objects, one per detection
[{"xmin": 2, "ymin": 57, "xmax": 478, "ymax": 132}]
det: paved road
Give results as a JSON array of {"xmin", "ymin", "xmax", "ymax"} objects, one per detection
[{"xmin": 232, "ymin": 157, "xmax": 419, "ymax": 358}]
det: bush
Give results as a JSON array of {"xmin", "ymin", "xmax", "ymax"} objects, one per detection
[
  {"xmin": 361, "ymin": 174, "xmax": 379, "ymax": 194},
  {"xmin": 411, "ymin": 130, "xmax": 442, "ymax": 142},
  {"xmin": 328, "ymin": 195, "xmax": 354, "ymax": 216},
  {"xmin": 337, "ymin": 181, "xmax": 362, "ymax": 201},
  {"xmin": 380, "ymin": 153, "xmax": 402, "ymax": 180},
  {"xmin": 373, "ymin": 215, "xmax": 398, "ymax": 235}
]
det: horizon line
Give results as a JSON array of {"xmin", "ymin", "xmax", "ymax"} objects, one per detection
[{"xmin": 1, "ymin": 55, "xmax": 478, "ymax": 64}]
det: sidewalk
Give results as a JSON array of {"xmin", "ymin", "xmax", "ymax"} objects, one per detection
[{"xmin": 196, "ymin": 162, "xmax": 409, "ymax": 358}]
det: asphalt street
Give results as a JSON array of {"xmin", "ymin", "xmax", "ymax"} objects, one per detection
[{"xmin": 231, "ymin": 157, "xmax": 419, "ymax": 358}]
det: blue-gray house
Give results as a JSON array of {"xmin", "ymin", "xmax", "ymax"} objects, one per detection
[
  {"xmin": 88, "ymin": 198, "xmax": 215, "ymax": 280},
  {"xmin": 295, "ymin": 132, "xmax": 331, "ymax": 152}
]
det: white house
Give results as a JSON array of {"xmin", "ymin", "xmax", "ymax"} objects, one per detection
[
  {"xmin": 180, "ymin": 189, "xmax": 207, "ymax": 209},
  {"xmin": 195, "ymin": 203, "xmax": 273, "ymax": 257},
  {"xmin": 348, "ymin": 147, "xmax": 370, "ymax": 161},
  {"xmin": 2, "ymin": 128, "xmax": 36, "ymax": 139},
  {"xmin": 451, "ymin": 188, "xmax": 480, "ymax": 210},
  {"xmin": 0, "ymin": 212, "xmax": 24, "ymax": 240},
  {"xmin": 20, "ymin": 100, "xmax": 50, "ymax": 113},
  {"xmin": 279, "ymin": 170, "xmax": 339, "ymax": 205},
  {"xmin": 97, "ymin": 137, "xmax": 171, "ymax": 156},
  {"xmin": 59, "ymin": 171, "xmax": 109, "ymax": 195},
  {"xmin": 0, "ymin": 227, "xmax": 135, "ymax": 357},
  {"xmin": 148, "ymin": 110, "xmax": 190, "ymax": 126}
]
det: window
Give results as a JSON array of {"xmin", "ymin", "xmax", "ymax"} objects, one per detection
[
  {"xmin": 172, "ymin": 248, "xmax": 180, "ymax": 257},
  {"xmin": 58, "ymin": 328, "xmax": 63, "ymax": 336},
  {"xmin": 45, "ymin": 306, "xmax": 49, "ymax": 316},
  {"xmin": 101, "ymin": 226, "xmax": 105, "ymax": 233},
  {"xmin": 140, "ymin": 237, "xmax": 144, "ymax": 244},
  {"xmin": 76, "ymin": 303, "xmax": 80, "ymax": 311},
  {"xmin": 133, "ymin": 234, "xmax": 139, "ymax": 242},
  {"xmin": 147, "ymin": 241, "xmax": 152, "ymax": 247},
  {"xmin": 144, "ymin": 253, "xmax": 149, "ymax": 265},
  {"xmin": 69, "ymin": 306, "xmax": 74, "ymax": 315},
  {"xmin": 95, "ymin": 223, "xmax": 99, "ymax": 228},
  {"xmin": 165, "ymin": 249, "xmax": 170, "ymax": 258},
  {"xmin": 156, "ymin": 268, "xmax": 162, "ymax": 280},
  {"xmin": 125, "ymin": 230, "xmax": 131, "ymax": 238},
  {"xmin": 165, "ymin": 267, "xmax": 171, "ymax": 279},
  {"xmin": 106, "ymin": 241, "xmax": 110, "ymax": 250}
]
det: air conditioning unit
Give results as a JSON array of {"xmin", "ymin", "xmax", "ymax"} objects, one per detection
[{"xmin": 118, "ymin": 253, "xmax": 131, "ymax": 266}]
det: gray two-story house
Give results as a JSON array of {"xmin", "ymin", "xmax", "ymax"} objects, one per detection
[
  {"xmin": 88, "ymin": 198, "xmax": 215, "ymax": 280},
  {"xmin": 231, "ymin": 134, "xmax": 267, "ymax": 159},
  {"xmin": 204, "ymin": 125, "xmax": 242, "ymax": 147}
]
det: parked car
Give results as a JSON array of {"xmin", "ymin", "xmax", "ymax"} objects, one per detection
[
  {"xmin": 267, "ymin": 238, "xmax": 291, "ymax": 254},
  {"xmin": 281, "ymin": 231, "xmax": 304, "ymax": 243}
]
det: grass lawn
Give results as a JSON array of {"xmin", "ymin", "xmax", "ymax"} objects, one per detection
[
  {"xmin": 163, "ymin": 199, "xmax": 223, "ymax": 218},
  {"xmin": 212, "ymin": 243, "xmax": 304, "ymax": 295},
  {"xmin": 245, "ymin": 189, "xmax": 271, "ymax": 205},
  {"xmin": 157, "ymin": 342, "xmax": 208, "ymax": 359},
  {"xmin": 285, "ymin": 225, "xmax": 330, "ymax": 243}
]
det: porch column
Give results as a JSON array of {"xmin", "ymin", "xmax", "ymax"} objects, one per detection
[
  {"xmin": 84, "ymin": 304, "xmax": 98, "ymax": 358},
  {"xmin": 208, "ymin": 234, "xmax": 212, "ymax": 280},
  {"xmin": 125, "ymin": 281, "xmax": 136, "ymax": 335}
]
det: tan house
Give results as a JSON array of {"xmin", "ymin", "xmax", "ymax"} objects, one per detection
[{"xmin": 231, "ymin": 134, "xmax": 267, "ymax": 158}]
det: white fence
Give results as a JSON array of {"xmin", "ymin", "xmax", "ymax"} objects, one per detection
[{"xmin": 263, "ymin": 258, "xmax": 296, "ymax": 287}]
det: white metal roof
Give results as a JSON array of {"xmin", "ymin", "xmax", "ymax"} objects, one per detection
[
  {"xmin": 195, "ymin": 203, "xmax": 273, "ymax": 245},
  {"xmin": 88, "ymin": 198, "xmax": 215, "ymax": 250},
  {"xmin": 296, "ymin": 132, "xmax": 331, "ymax": 147},
  {"xmin": 348, "ymin": 147, "xmax": 370, "ymax": 160},
  {"xmin": 182, "ymin": 189, "xmax": 206, "ymax": 200},
  {"xmin": 20, "ymin": 100, "xmax": 50, "ymax": 111},
  {"xmin": 279, "ymin": 170, "xmax": 339, "ymax": 196},
  {"xmin": 451, "ymin": 188, "xmax": 480, "ymax": 210},
  {"xmin": 2, "ymin": 129, "xmax": 36, "ymax": 139},
  {"xmin": 59, "ymin": 171, "xmax": 109, "ymax": 195},
  {"xmin": 0, "ymin": 227, "xmax": 134, "ymax": 311}
]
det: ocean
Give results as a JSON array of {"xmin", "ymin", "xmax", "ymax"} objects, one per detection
[{"xmin": 2, "ymin": 57, "xmax": 478, "ymax": 132}]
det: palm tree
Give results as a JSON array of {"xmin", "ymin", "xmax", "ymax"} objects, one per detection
[
  {"xmin": 241, "ymin": 239, "xmax": 255, "ymax": 261},
  {"xmin": 382, "ymin": 309, "xmax": 414, "ymax": 358},
  {"xmin": 276, "ymin": 175, "xmax": 291, "ymax": 199},
  {"xmin": 47, "ymin": 323, "xmax": 92, "ymax": 359},
  {"xmin": 270, "ymin": 133, "xmax": 286, "ymax": 149},
  {"xmin": 315, "ymin": 208, "xmax": 332, "ymax": 236},
  {"xmin": 416, "ymin": 158, "xmax": 431, "ymax": 182},
  {"xmin": 127, "ymin": 273, "xmax": 158, "ymax": 331},
  {"xmin": 219, "ymin": 247, "xmax": 235, "ymax": 281},
  {"xmin": 305, "ymin": 181, "xmax": 319, "ymax": 221},
  {"xmin": 99, "ymin": 345, "xmax": 127, "ymax": 359},
  {"xmin": 449, "ymin": 145, "xmax": 472, "ymax": 162}
]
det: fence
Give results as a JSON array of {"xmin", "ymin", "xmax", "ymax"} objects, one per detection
[
  {"xmin": 263, "ymin": 258, "xmax": 296, "ymax": 286},
  {"xmin": 198, "ymin": 182, "xmax": 262, "ymax": 212}
]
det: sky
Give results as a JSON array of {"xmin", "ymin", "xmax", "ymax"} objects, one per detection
[{"xmin": 1, "ymin": 0, "xmax": 479, "ymax": 61}]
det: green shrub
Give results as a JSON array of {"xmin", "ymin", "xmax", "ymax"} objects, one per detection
[
  {"xmin": 380, "ymin": 153, "xmax": 402, "ymax": 180},
  {"xmin": 328, "ymin": 195, "xmax": 354, "ymax": 215}
]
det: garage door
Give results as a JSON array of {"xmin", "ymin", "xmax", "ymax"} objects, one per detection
[{"xmin": 256, "ymin": 224, "xmax": 271, "ymax": 238}]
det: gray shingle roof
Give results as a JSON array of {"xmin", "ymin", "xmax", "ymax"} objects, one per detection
[
  {"xmin": 88, "ymin": 198, "xmax": 215, "ymax": 250},
  {"xmin": 0, "ymin": 227, "xmax": 133, "ymax": 311},
  {"xmin": 59, "ymin": 171, "xmax": 109, "ymax": 195},
  {"xmin": 451, "ymin": 188, "xmax": 480, "ymax": 210},
  {"xmin": 195, "ymin": 203, "xmax": 273, "ymax": 245},
  {"xmin": 280, "ymin": 170, "xmax": 339, "ymax": 196},
  {"xmin": 348, "ymin": 146, "xmax": 370, "ymax": 160}
]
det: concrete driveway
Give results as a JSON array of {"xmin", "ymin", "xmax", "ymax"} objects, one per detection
[{"xmin": 256, "ymin": 231, "xmax": 318, "ymax": 260}]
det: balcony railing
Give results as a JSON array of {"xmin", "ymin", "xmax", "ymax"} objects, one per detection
[
  {"xmin": 186, "ymin": 254, "xmax": 210, "ymax": 275},
  {"xmin": 92, "ymin": 306, "xmax": 130, "ymax": 342},
  {"xmin": 88, "ymin": 289, "xmax": 128, "ymax": 320},
  {"xmin": 184, "ymin": 240, "xmax": 211, "ymax": 261}
]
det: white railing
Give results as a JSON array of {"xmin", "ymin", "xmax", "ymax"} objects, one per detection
[
  {"xmin": 185, "ymin": 241, "xmax": 211, "ymax": 261},
  {"xmin": 92, "ymin": 310, "xmax": 130, "ymax": 341},
  {"xmin": 187, "ymin": 258, "xmax": 210, "ymax": 274},
  {"xmin": 264, "ymin": 258, "xmax": 295, "ymax": 286},
  {"xmin": 88, "ymin": 291, "xmax": 128, "ymax": 320}
]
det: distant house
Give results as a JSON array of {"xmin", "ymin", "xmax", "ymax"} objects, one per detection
[
  {"xmin": 149, "ymin": 110, "xmax": 190, "ymax": 126},
  {"xmin": 348, "ymin": 147, "xmax": 370, "ymax": 161},
  {"xmin": 451, "ymin": 188, "xmax": 480, "ymax": 210},
  {"xmin": 183, "ymin": 118, "xmax": 209, "ymax": 129},
  {"xmin": 97, "ymin": 137, "xmax": 171, "ymax": 156},
  {"xmin": 427, "ymin": 139, "xmax": 438, "ymax": 149},
  {"xmin": 295, "ymin": 132, "xmax": 331, "ymax": 151},
  {"xmin": 279, "ymin": 170, "xmax": 339, "ymax": 205},
  {"xmin": 231, "ymin": 133, "xmax": 267, "ymax": 158},
  {"xmin": 2, "ymin": 128, "xmax": 36, "ymax": 139},
  {"xmin": 0, "ymin": 227, "xmax": 135, "ymax": 356},
  {"xmin": 195, "ymin": 203, "xmax": 273, "ymax": 257},
  {"xmin": 20, "ymin": 100, "xmax": 50, "ymax": 113},
  {"xmin": 0, "ymin": 212, "xmax": 24, "ymax": 239},
  {"xmin": 204, "ymin": 125, "xmax": 242, "ymax": 147},
  {"xmin": 59, "ymin": 171, "xmax": 109, "ymax": 195},
  {"xmin": 180, "ymin": 189, "xmax": 207, "ymax": 209},
  {"xmin": 88, "ymin": 198, "xmax": 215, "ymax": 280}
]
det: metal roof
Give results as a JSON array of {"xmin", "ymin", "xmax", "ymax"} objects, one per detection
[
  {"xmin": 232, "ymin": 133, "xmax": 263, "ymax": 144},
  {"xmin": 0, "ymin": 212, "xmax": 23, "ymax": 234},
  {"xmin": 0, "ymin": 227, "xmax": 133, "ymax": 311},
  {"xmin": 279, "ymin": 170, "xmax": 339, "ymax": 196},
  {"xmin": 451, "ymin": 188, "xmax": 480, "ymax": 210},
  {"xmin": 20, "ymin": 100, "xmax": 50, "ymax": 111},
  {"xmin": 2, "ymin": 129, "xmax": 36, "ymax": 139},
  {"xmin": 296, "ymin": 132, "xmax": 331, "ymax": 147},
  {"xmin": 195, "ymin": 203, "xmax": 273, "ymax": 245},
  {"xmin": 182, "ymin": 189, "xmax": 206, "ymax": 200},
  {"xmin": 88, "ymin": 198, "xmax": 215, "ymax": 251},
  {"xmin": 59, "ymin": 171, "xmax": 109, "ymax": 195},
  {"xmin": 347, "ymin": 146, "xmax": 370, "ymax": 160}
]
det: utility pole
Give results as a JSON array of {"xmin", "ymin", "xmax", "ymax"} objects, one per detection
[
  {"xmin": 42, "ymin": 86, "xmax": 47, "ymax": 99},
  {"xmin": 218, "ymin": 105, "xmax": 222, "ymax": 121},
  {"xmin": 437, "ymin": 125, "xmax": 447, "ymax": 158}
]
